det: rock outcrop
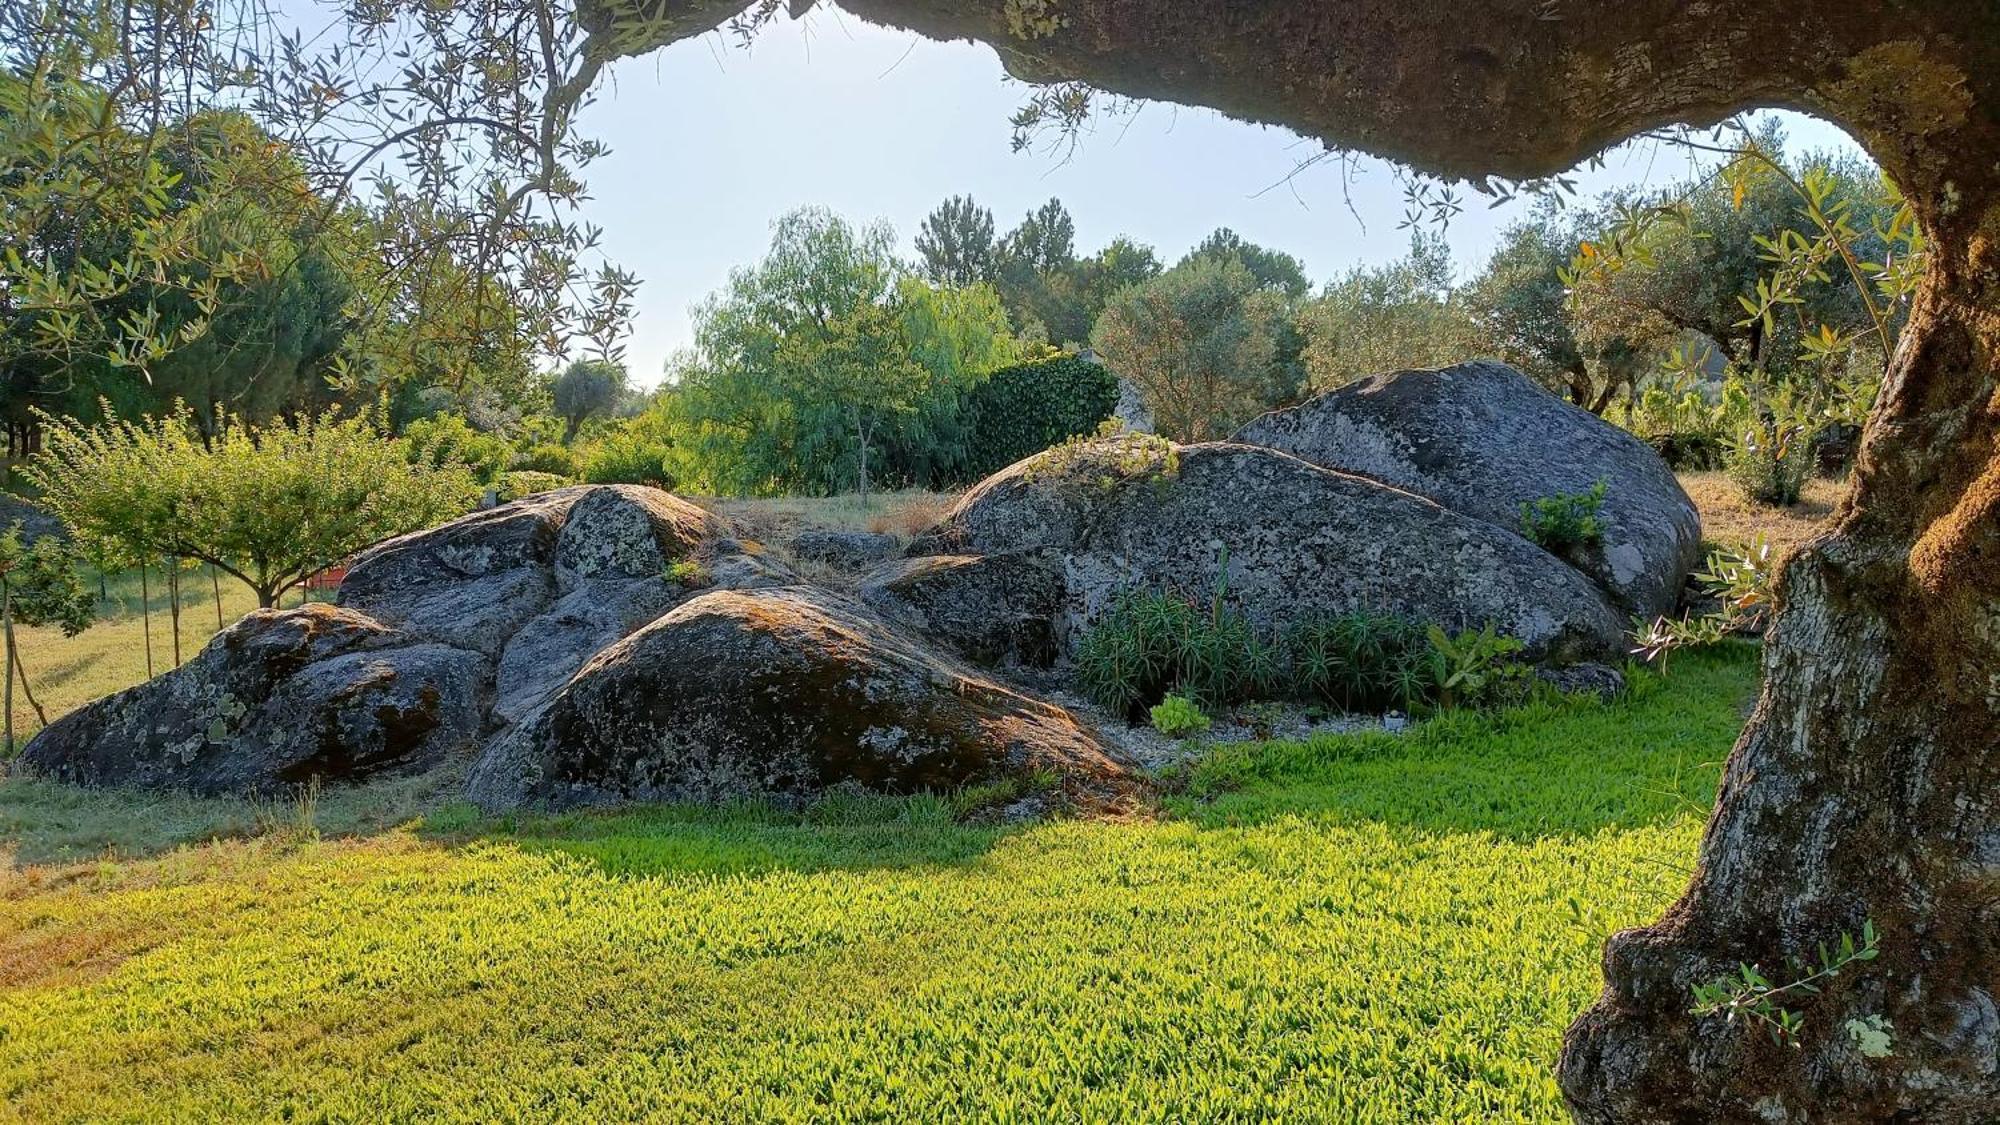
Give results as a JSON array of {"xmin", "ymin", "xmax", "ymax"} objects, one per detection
[
  {"xmin": 19, "ymin": 408, "xmax": 1682, "ymax": 811},
  {"xmin": 0, "ymin": 494, "xmax": 65, "ymax": 546},
  {"xmin": 1233, "ymin": 360, "xmax": 1701, "ymax": 620},
  {"xmin": 17, "ymin": 605, "xmax": 484, "ymax": 796},
  {"xmin": 20, "ymin": 485, "xmax": 1138, "ymax": 808},
  {"xmin": 466, "ymin": 586, "xmax": 1134, "ymax": 811},
  {"xmin": 899, "ymin": 432, "xmax": 1626, "ymax": 660},
  {"xmin": 861, "ymin": 551, "xmax": 1066, "ymax": 667},
  {"xmin": 789, "ymin": 528, "xmax": 902, "ymax": 571}
]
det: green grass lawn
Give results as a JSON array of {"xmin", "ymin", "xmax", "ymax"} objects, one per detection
[{"xmin": 0, "ymin": 647, "xmax": 1755, "ymax": 1123}]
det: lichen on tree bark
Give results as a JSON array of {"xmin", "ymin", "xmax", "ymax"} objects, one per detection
[{"xmin": 584, "ymin": 3, "xmax": 2000, "ymax": 1119}]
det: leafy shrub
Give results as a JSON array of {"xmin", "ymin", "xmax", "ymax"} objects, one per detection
[
  {"xmin": 1520, "ymin": 480, "xmax": 1607, "ymax": 552},
  {"xmin": 513, "ymin": 443, "xmax": 581, "ymax": 477},
  {"xmin": 1279, "ymin": 611, "xmax": 1437, "ymax": 713},
  {"xmin": 1726, "ymin": 414, "xmax": 1810, "ymax": 506},
  {"xmin": 1149, "ymin": 694, "xmax": 1212, "ymax": 738},
  {"xmin": 1632, "ymin": 534, "xmax": 1780, "ymax": 670},
  {"xmin": 405, "ymin": 412, "xmax": 510, "ymax": 484},
  {"xmin": 961, "ymin": 355, "xmax": 1119, "ymax": 480},
  {"xmin": 1074, "ymin": 587, "xmax": 1275, "ymax": 718},
  {"xmin": 1425, "ymin": 624, "xmax": 1530, "ymax": 709},
  {"xmin": 1075, "ymin": 557, "xmax": 1534, "ymax": 718},
  {"xmin": 583, "ymin": 433, "xmax": 676, "ymax": 490},
  {"xmin": 497, "ymin": 471, "xmax": 568, "ymax": 501}
]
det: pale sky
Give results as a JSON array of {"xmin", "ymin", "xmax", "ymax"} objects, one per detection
[{"xmin": 449, "ymin": 5, "xmax": 1871, "ymax": 385}]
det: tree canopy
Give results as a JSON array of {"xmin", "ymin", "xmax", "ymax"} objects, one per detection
[{"xmin": 25, "ymin": 404, "xmax": 477, "ymax": 607}]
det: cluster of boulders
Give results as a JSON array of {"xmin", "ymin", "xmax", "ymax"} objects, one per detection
[{"xmin": 18, "ymin": 361, "xmax": 1700, "ymax": 814}]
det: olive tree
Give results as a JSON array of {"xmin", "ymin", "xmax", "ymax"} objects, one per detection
[
  {"xmin": 1091, "ymin": 257, "xmax": 1288, "ymax": 440},
  {"xmin": 552, "ymin": 358, "xmax": 630, "ymax": 442},
  {"xmin": 593, "ymin": 3, "xmax": 2000, "ymax": 1120}
]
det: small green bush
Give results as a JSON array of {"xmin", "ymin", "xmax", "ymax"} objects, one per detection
[
  {"xmin": 1074, "ymin": 565, "xmax": 1534, "ymax": 719},
  {"xmin": 1520, "ymin": 480, "xmax": 1607, "ymax": 552},
  {"xmin": 583, "ymin": 433, "xmax": 676, "ymax": 490},
  {"xmin": 405, "ymin": 413, "xmax": 510, "ymax": 484},
  {"xmin": 1075, "ymin": 588, "xmax": 1274, "ymax": 718},
  {"xmin": 1149, "ymin": 694, "xmax": 1212, "ymax": 738},
  {"xmin": 665, "ymin": 559, "xmax": 711, "ymax": 588},
  {"xmin": 1726, "ymin": 415, "xmax": 1810, "ymax": 506},
  {"xmin": 513, "ymin": 444, "xmax": 581, "ymax": 477},
  {"xmin": 1279, "ymin": 611, "xmax": 1437, "ymax": 714},
  {"xmin": 1426, "ymin": 624, "xmax": 1530, "ymax": 710},
  {"xmin": 496, "ymin": 471, "xmax": 569, "ymax": 501},
  {"xmin": 961, "ymin": 355, "xmax": 1120, "ymax": 481}
]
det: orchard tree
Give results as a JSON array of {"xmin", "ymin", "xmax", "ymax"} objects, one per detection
[
  {"xmin": 914, "ymin": 194, "xmax": 999, "ymax": 288},
  {"xmin": 1461, "ymin": 212, "xmax": 1670, "ymax": 413},
  {"xmin": 603, "ymin": 2, "xmax": 2000, "ymax": 1118},
  {"xmin": 1588, "ymin": 137, "xmax": 1901, "ymax": 378},
  {"xmin": 26, "ymin": 405, "xmax": 476, "ymax": 608}
]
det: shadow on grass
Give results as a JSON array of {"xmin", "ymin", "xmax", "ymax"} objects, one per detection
[
  {"xmin": 431, "ymin": 788, "xmax": 1022, "ymax": 880},
  {"xmin": 1, "ymin": 644, "xmax": 1759, "ymax": 873}
]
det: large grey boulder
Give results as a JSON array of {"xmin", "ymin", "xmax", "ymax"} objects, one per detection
[
  {"xmin": 0, "ymin": 494, "xmax": 65, "ymax": 546},
  {"xmin": 337, "ymin": 488, "xmax": 577, "ymax": 655},
  {"xmin": 466, "ymin": 586, "xmax": 1137, "ymax": 811},
  {"xmin": 491, "ymin": 577, "xmax": 686, "ymax": 725},
  {"xmin": 553, "ymin": 484, "xmax": 715, "ymax": 590},
  {"xmin": 18, "ymin": 606, "xmax": 485, "ymax": 796},
  {"xmin": 339, "ymin": 484, "xmax": 718, "ymax": 657},
  {"xmin": 1233, "ymin": 360, "xmax": 1701, "ymax": 619},
  {"xmin": 911, "ymin": 432, "xmax": 1625, "ymax": 659},
  {"xmin": 789, "ymin": 528, "xmax": 902, "ymax": 571},
  {"xmin": 860, "ymin": 551, "xmax": 1067, "ymax": 667}
]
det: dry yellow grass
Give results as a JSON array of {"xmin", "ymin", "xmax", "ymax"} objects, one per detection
[
  {"xmin": 1677, "ymin": 471, "xmax": 1847, "ymax": 558},
  {"xmin": 706, "ymin": 489, "xmax": 957, "ymax": 545}
]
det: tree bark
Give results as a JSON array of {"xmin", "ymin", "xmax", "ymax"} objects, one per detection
[
  {"xmin": 139, "ymin": 562, "xmax": 153, "ymax": 679},
  {"xmin": 8, "ymin": 627, "xmax": 46, "ymax": 729},
  {"xmin": 585, "ymin": 3, "xmax": 2000, "ymax": 1118},
  {"xmin": 1559, "ymin": 158, "xmax": 2000, "ymax": 1122},
  {"xmin": 2, "ymin": 583, "xmax": 12, "ymax": 755},
  {"xmin": 167, "ymin": 557, "xmax": 182, "ymax": 667}
]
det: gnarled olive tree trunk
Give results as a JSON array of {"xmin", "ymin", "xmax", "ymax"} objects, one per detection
[
  {"xmin": 588, "ymin": 2, "xmax": 2000, "ymax": 1118},
  {"xmin": 1560, "ymin": 169, "xmax": 2000, "ymax": 1121}
]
